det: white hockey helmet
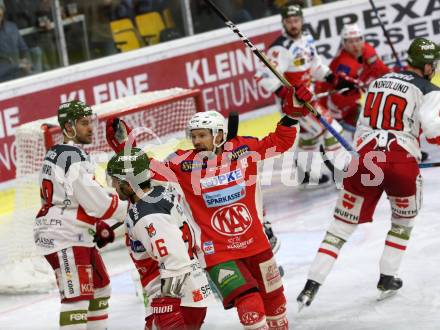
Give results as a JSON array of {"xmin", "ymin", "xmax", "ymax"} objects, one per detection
[
  {"xmin": 341, "ymin": 23, "xmax": 363, "ymax": 43},
  {"xmin": 187, "ymin": 111, "xmax": 228, "ymax": 148}
]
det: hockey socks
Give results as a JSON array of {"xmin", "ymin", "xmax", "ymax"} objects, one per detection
[
  {"xmin": 60, "ymin": 301, "xmax": 88, "ymax": 330},
  {"xmin": 235, "ymin": 292, "xmax": 268, "ymax": 330},
  {"xmin": 380, "ymin": 217, "xmax": 414, "ymax": 276}
]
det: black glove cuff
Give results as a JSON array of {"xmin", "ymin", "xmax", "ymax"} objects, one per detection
[
  {"xmin": 279, "ymin": 115, "xmax": 299, "ymax": 127},
  {"xmin": 325, "ymin": 72, "xmax": 335, "ymax": 83}
]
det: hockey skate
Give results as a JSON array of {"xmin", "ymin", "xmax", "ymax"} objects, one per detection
[
  {"xmin": 377, "ymin": 274, "xmax": 402, "ymax": 301},
  {"xmin": 263, "ymin": 220, "xmax": 281, "ymax": 254},
  {"xmin": 297, "ymin": 279, "xmax": 321, "ymax": 311},
  {"xmin": 262, "ymin": 220, "xmax": 285, "ymax": 276},
  {"xmin": 298, "ymin": 172, "xmax": 332, "ymax": 190}
]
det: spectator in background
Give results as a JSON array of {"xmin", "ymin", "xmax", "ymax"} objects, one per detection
[
  {"xmin": 79, "ymin": 0, "xmax": 118, "ymax": 59},
  {"xmin": 0, "ymin": 0, "xmax": 31, "ymax": 82},
  {"xmin": 191, "ymin": 0, "xmax": 252, "ymax": 34},
  {"xmin": 133, "ymin": 0, "xmax": 168, "ymax": 15},
  {"xmin": 112, "ymin": 0, "xmax": 135, "ymax": 20},
  {"xmin": 4, "ymin": 0, "xmax": 43, "ymax": 73},
  {"xmin": 35, "ymin": 0, "xmax": 59, "ymax": 70}
]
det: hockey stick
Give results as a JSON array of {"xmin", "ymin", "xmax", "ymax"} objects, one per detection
[
  {"xmin": 368, "ymin": 0, "xmax": 403, "ymax": 68},
  {"xmin": 419, "ymin": 162, "xmax": 440, "ymax": 169},
  {"xmin": 203, "ymin": 0, "xmax": 358, "ymax": 157},
  {"xmin": 226, "ymin": 111, "xmax": 239, "ymax": 141},
  {"xmin": 312, "ymin": 88, "xmax": 350, "ymax": 101}
]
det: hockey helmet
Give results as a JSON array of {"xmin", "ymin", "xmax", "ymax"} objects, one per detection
[
  {"xmin": 280, "ymin": 1, "xmax": 303, "ymax": 19},
  {"xmin": 106, "ymin": 147, "xmax": 151, "ymax": 186},
  {"xmin": 341, "ymin": 23, "xmax": 363, "ymax": 41},
  {"xmin": 57, "ymin": 100, "xmax": 94, "ymax": 130},
  {"xmin": 407, "ymin": 38, "xmax": 439, "ymax": 70},
  {"xmin": 186, "ymin": 111, "xmax": 228, "ymax": 148}
]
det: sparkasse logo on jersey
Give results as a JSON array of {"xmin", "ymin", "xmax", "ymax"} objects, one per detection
[{"xmin": 211, "ymin": 203, "xmax": 252, "ymax": 236}]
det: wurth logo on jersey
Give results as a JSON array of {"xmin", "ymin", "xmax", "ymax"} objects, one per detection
[
  {"xmin": 390, "ymin": 196, "xmax": 417, "ymax": 217},
  {"xmin": 395, "ymin": 198, "xmax": 409, "ymax": 208},
  {"xmin": 342, "ymin": 193, "xmax": 356, "ymax": 210},
  {"xmin": 211, "ymin": 203, "xmax": 252, "ymax": 236},
  {"xmin": 334, "ymin": 191, "xmax": 363, "ymax": 224}
]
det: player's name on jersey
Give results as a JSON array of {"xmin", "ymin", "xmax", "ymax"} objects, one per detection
[{"xmin": 372, "ymin": 80, "xmax": 409, "ymax": 94}]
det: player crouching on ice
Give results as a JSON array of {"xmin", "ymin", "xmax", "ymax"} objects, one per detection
[
  {"xmin": 35, "ymin": 100, "xmax": 129, "ymax": 330},
  {"xmin": 98, "ymin": 148, "xmax": 212, "ymax": 330},
  {"xmin": 105, "ymin": 82, "xmax": 314, "ymax": 329},
  {"xmin": 297, "ymin": 38, "xmax": 440, "ymax": 309}
]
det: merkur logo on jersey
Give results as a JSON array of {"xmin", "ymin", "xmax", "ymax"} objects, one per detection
[{"xmin": 211, "ymin": 203, "xmax": 252, "ymax": 236}]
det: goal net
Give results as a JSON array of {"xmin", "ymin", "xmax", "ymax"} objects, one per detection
[{"xmin": 0, "ymin": 88, "xmax": 203, "ymax": 293}]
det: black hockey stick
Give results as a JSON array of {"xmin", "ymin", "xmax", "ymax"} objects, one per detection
[
  {"xmin": 203, "ymin": 0, "xmax": 357, "ymax": 157},
  {"xmin": 226, "ymin": 111, "xmax": 239, "ymax": 141},
  {"xmin": 368, "ymin": 0, "xmax": 403, "ymax": 68}
]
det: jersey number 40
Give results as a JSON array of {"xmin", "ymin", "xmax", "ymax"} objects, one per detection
[{"xmin": 364, "ymin": 91, "xmax": 408, "ymax": 131}]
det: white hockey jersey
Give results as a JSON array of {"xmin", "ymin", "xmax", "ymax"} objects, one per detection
[
  {"xmin": 126, "ymin": 185, "xmax": 212, "ymax": 311},
  {"xmin": 355, "ymin": 71, "xmax": 440, "ymax": 160},
  {"xmin": 34, "ymin": 143, "xmax": 128, "ymax": 255},
  {"xmin": 256, "ymin": 31, "xmax": 330, "ymax": 92}
]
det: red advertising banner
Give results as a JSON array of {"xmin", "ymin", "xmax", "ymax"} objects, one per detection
[{"xmin": 0, "ymin": 32, "xmax": 279, "ymax": 183}]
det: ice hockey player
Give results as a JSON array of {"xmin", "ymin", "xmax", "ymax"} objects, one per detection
[
  {"xmin": 297, "ymin": 38, "xmax": 440, "ymax": 309},
  {"xmin": 256, "ymin": 0, "xmax": 344, "ymax": 188},
  {"xmin": 101, "ymin": 148, "xmax": 211, "ymax": 330},
  {"xmin": 321, "ymin": 23, "xmax": 389, "ymax": 130},
  {"xmin": 106, "ymin": 84, "xmax": 314, "ymax": 329},
  {"xmin": 34, "ymin": 100, "xmax": 129, "ymax": 329}
]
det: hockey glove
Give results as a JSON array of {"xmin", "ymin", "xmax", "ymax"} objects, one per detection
[
  {"xmin": 144, "ymin": 315, "xmax": 154, "ymax": 330},
  {"xmin": 94, "ymin": 221, "xmax": 115, "ymax": 248},
  {"xmin": 276, "ymin": 84, "xmax": 313, "ymax": 118},
  {"xmin": 106, "ymin": 118, "xmax": 137, "ymax": 153},
  {"xmin": 151, "ymin": 297, "xmax": 186, "ymax": 330}
]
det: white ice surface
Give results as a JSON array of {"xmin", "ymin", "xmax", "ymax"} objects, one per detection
[{"xmin": 1, "ymin": 142, "xmax": 439, "ymax": 330}]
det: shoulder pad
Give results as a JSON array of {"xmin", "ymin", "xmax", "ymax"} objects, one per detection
[
  {"xmin": 270, "ymin": 35, "xmax": 289, "ymax": 49},
  {"xmin": 130, "ymin": 186, "xmax": 174, "ymax": 225},
  {"xmin": 45, "ymin": 144, "xmax": 88, "ymax": 173},
  {"xmin": 389, "ymin": 71, "xmax": 440, "ymax": 95}
]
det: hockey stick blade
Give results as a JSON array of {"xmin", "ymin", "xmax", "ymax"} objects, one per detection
[
  {"xmin": 203, "ymin": 0, "xmax": 358, "ymax": 157},
  {"xmin": 111, "ymin": 222, "xmax": 124, "ymax": 230},
  {"xmin": 226, "ymin": 111, "xmax": 239, "ymax": 141}
]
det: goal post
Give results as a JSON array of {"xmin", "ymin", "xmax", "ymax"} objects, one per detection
[{"xmin": 0, "ymin": 88, "xmax": 204, "ymax": 294}]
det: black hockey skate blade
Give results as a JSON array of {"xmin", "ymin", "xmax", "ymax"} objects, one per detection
[{"xmin": 377, "ymin": 289, "xmax": 398, "ymax": 301}]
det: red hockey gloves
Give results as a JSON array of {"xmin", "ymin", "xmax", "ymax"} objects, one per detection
[
  {"xmin": 427, "ymin": 136, "xmax": 440, "ymax": 146},
  {"xmin": 106, "ymin": 118, "xmax": 136, "ymax": 153},
  {"xmin": 145, "ymin": 315, "xmax": 154, "ymax": 330},
  {"xmin": 94, "ymin": 221, "xmax": 115, "ymax": 248},
  {"xmin": 276, "ymin": 84, "xmax": 313, "ymax": 118},
  {"xmin": 151, "ymin": 297, "xmax": 186, "ymax": 330}
]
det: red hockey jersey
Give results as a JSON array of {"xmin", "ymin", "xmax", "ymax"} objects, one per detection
[{"xmin": 150, "ymin": 122, "xmax": 298, "ymax": 267}]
